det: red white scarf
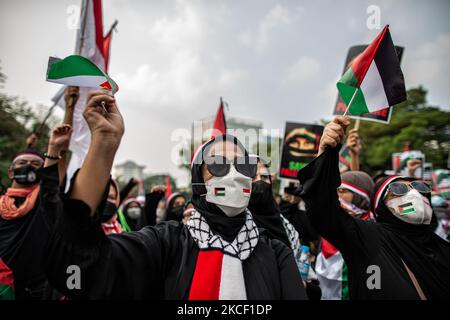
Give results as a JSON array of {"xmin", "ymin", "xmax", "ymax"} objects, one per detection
[
  {"xmin": 0, "ymin": 185, "xmax": 40, "ymax": 220},
  {"xmin": 186, "ymin": 210, "xmax": 259, "ymax": 300},
  {"xmin": 101, "ymin": 215, "xmax": 123, "ymax": 235}
]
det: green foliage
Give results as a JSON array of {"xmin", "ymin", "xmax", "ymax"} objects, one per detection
[
  {"xmin": 355, "ymin": 86, "xmax": 450, "ymax": 174},
  {"xmin": 0, "ymin": 66, "xmax": 59, "ymax": 188}
]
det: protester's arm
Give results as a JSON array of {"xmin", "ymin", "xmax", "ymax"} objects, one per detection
[
  {"xmin": 299, "ymin": 116, "xmax": 374, "ymax": 253},
  {"xmin": 69, "ymin": 89, "xmax": 123, "ymax": 215},
  {"xmin": 119, "ymin": 178, "xmax": 138, "ymax": 205},
  {"xmin": 346, "ymin": 128, "xmax": 361, "ymax": 171},
  {"xmin": 57, "ymin": 86, "xmax": 79, "ymax": 187},
  {"xmin": 26, "ymin": 132, "xmax": 39, "ymax": 149},
  {"xmin": 46, "ymin": 199, "xmax": 177, "ymax": 298},
  {"xmin": 143, "ymin": 185, "xmax": 166, "ymax": 226},
  {"xmin": 45, "ymin": 90, "xmax": 173, "ymax": 298},
  {"xmin": 62, "ymin": 86, "xmax": 79, "ymax": 126},
  {"xmin": 45, "ymin": 125, "xmax": 72, "ymax": 187},
  {"xmin": 407, "ymin": 159, "xmax": 422, "ymax": 179}
]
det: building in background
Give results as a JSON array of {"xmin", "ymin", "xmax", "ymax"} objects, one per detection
[{"xmin": 114, "ymin": 160, "xmax": 146, "ymax": 183}]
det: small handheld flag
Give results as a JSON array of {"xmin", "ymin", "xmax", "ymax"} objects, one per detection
[
  {"xmin": 211, "ymin": 97, "xmax": 227, "ymax": 139},
  {"xmin": 338, "ymin": 25, "xmax": 406, "ymax": 115},
  {"xmin": 46, "ymin": 55, "xmax": 119, "ymax": 94}
]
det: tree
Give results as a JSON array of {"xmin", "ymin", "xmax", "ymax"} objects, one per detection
[
  {"xmin": 0, "ymin": 65, "xmax": 59, "ymax": 188},
  {"xmin": 354, "ymin": 86, "xmax": 450, "ymax": 174}
]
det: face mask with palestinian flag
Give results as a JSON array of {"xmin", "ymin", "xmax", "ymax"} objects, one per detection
[
  {"xmin": 46, "ymin": 55, "xmax": 118, "ymax": 93},
  {"xmin": 337, "ymin": 25, "xmax": 406, "ymax": 115},
  {"xmin": 386, "ymin": 189, "xmax": 433, "ymax": 225},
  {"xmin": 204, "ymin": 165, "xmax": 252, "ymax": 217}
]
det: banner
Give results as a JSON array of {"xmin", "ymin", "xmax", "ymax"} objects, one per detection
[
  {"xmin": 279, "ymin": 122, "xmax": 324, "ymax": 179},
  {"xmin": 333, "ymin": 45, "xmax": 404, "ymax": 124}
]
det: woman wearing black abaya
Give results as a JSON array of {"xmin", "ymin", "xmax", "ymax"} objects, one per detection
[
  {"xmin": 298, "ymin": 116, "xmax": 450, "ymax": 299},
  {"xmin": 248, "ymin": 156, "xmax": 297, "ymax": 250},
  {"xmin": 248, "ymin": 156, "xmax": 322, "ymax": 300},
  {"xmin": 44, "ymin": 91, "xmax": 306, "ymax": 300},
  {"xmin": 164, "ymin": 192, "xmax": 186, "ymax": 222}
]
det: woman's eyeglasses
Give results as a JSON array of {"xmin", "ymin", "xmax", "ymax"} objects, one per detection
[
  {"xmin": 204, "ymin": 155, "xmax": 257, "ymax": 178},
  {"xmin": 384, "ymin": 181, "xmax": 431, "ymax": 198}
]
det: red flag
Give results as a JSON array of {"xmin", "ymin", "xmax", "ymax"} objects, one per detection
[
  {"xmin": 211, "ymin": 97, "xmax": 227, "ymax": 138},
  {"xmin": 103, "ymin": 20, "xmax": 118, "ymax": 72},
  {"xmin": 165, "ymin": 175, "xmax": 172, "ymax": 199}
]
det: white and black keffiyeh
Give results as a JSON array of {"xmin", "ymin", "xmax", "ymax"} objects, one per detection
[
  {"xmin": 280, "ymin": 214, "xmax": 301, "ymax": 254},
  {"xmin": 186, "ymin": 209, "xmax": 259, "ymax": 261}
]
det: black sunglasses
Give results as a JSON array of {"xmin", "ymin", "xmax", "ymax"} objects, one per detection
[
  {"xmin": 204, "ymin": 155, "xmax": 257, "ymax": 178},
  {"xmin": 385, "ymin": 181, "xmax": 431, "ymax": 198}
]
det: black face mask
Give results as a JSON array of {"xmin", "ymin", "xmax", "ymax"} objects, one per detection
[
  {"xmin": 13, "ymin": 165, "xmax": 40, "ymax": 185},
  {"xmin": 249, "ymin": 180, "xmax": 273, "ymax": 207},
  {"xmin": 102, "ymin": 201, "xmax": 118, "ymax": 222},
  {"xmin": 168, "ymin": 205, "xmax": 184, "ymax": 222}
]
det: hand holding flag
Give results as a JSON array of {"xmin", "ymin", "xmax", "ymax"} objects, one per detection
[
  {"xmin": 82, "ymin": 89, "xmax": 124, "ymax": 142},
  {"xmin": 337, "ymin": 25, "xmax": 406, "ymax": 115}
]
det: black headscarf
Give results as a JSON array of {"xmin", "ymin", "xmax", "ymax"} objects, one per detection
[
  {"xmin": 372, "ymin": 176, "xmax": 450, "ymax": 298},
  {"xmin": 247, "ymin": 158, "xmax": 291, "ymax": 247},
  {"xmin": 165, "ymin": 192, "xmax": 186, "ymax": 222},
  {"xmin": 191, "ymin": 134, "xmax": 248, "ymax": 242}
]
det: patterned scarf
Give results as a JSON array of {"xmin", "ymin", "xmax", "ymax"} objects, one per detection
[
  {"xmin": 186, "ymin": 209, "xmax": 259, "ymax": 299},
  {"xmin": 101, "ymin": 215, "xmax": 123, "ymax": 235},
  {"xmin": 0, "ymin": 185, "xmax": 40, "ymax": 220},
  {"xmin": 280, "ymin": 214, "xmax": 301, "ymax": 255}
]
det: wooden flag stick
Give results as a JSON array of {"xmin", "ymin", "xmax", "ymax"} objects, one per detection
[
  {"xmin": 355, "ymin": 118, "xmax": 361, "ymax": 130},
  {"xmin": 343, "ymin": 87, "xmax": 359, "ymax": 116}
]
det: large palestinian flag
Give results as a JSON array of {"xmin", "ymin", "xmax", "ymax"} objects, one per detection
[{"xmin": 337, "ymin": 25, "xmax": 406, "ymax": 115}]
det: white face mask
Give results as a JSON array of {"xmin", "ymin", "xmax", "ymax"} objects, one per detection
[
  {"xmin": 204, "ymin": 165, "xmax": 252, "ymax": 217},
  {"xmin": 386, "ymin": 189, "xmax": 433, "ymax": 225},
  {"xmin": 127, "ymin": 207, "xmax": 142, "ymax": 220}
]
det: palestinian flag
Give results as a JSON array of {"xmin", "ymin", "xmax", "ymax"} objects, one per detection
[
  {"xmin": 339, "ymin": 144, "xmax": 352, "ymax": 173},
  {"xmin": 337, "ymin": 25, "xmax": 406, "ymax": 115},
  {"xmin": 46, "ymin": 55, "xmax": 118, "ymax": 94},
  {"xmin": 215, "ymin": 187, "xmax": 226, "ymax": 196},
  {"xmin": 433, "ymin": 170, "xmax": 450, "ymax": 199},
  {"xmin": 398, "ymin": 202, "xmax": 415, "ymax": 215}
]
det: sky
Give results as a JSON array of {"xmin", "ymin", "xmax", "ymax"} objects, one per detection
[{"xmin": 1, "ymin": 0, "xmax": 449, "ymax": 187}]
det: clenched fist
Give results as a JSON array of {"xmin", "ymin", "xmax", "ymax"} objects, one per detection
[
  {"xmin": 48, "ymin": 124, "xmax": 72, "ymax": 154},
  {"xmin": 83, "ymin": 89, "xmax": 124, "ymax": 145},
  {"xmin": 346, "ymin": 128, "xmax": 362, "ymax": 156},
  {"xmin": 318, "ymin": 116, "xmax": 350, "ymax": 156}
]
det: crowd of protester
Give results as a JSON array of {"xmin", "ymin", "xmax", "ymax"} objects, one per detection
[{"xmin": 0, "ymin": 86, "xmax": 449, "ymax": 300}]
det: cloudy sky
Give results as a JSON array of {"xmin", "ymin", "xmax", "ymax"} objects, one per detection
[{"xmin": 1, "ymin": 0, "xmax": 449, "ymax": 186}]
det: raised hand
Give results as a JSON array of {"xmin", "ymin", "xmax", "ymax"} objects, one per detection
[
  {"xmin": 318, "ymin": 116, "xmax": 350, "ymax": 156},
  {"xmin": 150, "ymin": 185, "xmax": 167, "ymax": 194},
  {"xmin": 346, "ymin": 128, "xmax": 362, "ymax": 156},
  {"xmin": 64, "ymin": 86, "xmax": 80, "ymax": 109},
  {"xmin": 407, "ymin": 159, "xmax": 422, "ymax": 178},
  {"xmin": 48, "ymin": 124, "xmax": 72, "ymax": 155},
  {"xmin": 26, "ymin": 132, "xmax": 39, "ymax": 149},
  {"xmin": 83, "ymin": 89, "xmax": 124, "ymax": 145}
]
